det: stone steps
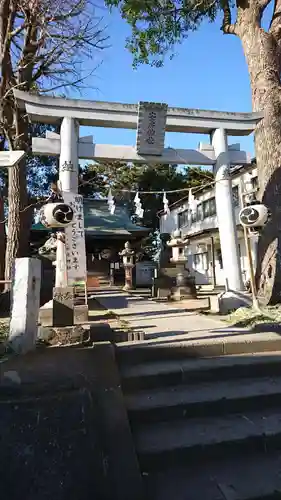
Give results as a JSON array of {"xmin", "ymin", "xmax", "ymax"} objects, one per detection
[
  {"xmin": 117, "ymin": 345, "xmax": 281, "ymax": 499},
  {"xmin": 116, "ymin": 331, "xmax": 281, "ymax": 365},
  {"xmin": 144, "ymin": 452, "xmax": 281, "ymax": 500},
  {"xmin": 125, "ymin": 375, "xmax": 281, "ymax": 424},
  {"xmin": 120, "ymin": 352, "xmax": 281, "ymax": 392},
  {"xmin": 135, "ymin": 409, "xmax": 281, "ymax": 468}
]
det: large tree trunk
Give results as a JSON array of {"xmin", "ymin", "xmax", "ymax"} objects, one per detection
[
  {"xmin": 0, "ymin": 195, "xmax": 6, "ymax": 291},
  {"xmin": 238, "ymin": 13, "xmax": 281, "ymax": 304},
  {"xmin": 4, "ymin": 116, "xmax": 29, "ymax": 285},
  {"xmin": 4, "ymin": 159, "xmax": 29, "ymax": 283}
]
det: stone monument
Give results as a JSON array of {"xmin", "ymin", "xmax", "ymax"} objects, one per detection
[{"xmin": 9, "ymin": 258, "xmax": 41, "ymax": 354}]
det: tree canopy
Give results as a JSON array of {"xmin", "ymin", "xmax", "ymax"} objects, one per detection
[
  {"xmin": 105, "ymin": 1, "xmax": 280, "ymax": 67},
  {"xmin": 105, "ymin": 0, "xmax": 236, "ymax": 67}
]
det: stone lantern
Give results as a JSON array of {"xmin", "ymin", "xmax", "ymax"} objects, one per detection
[
  {"xmin": 119, "ymin": 241, "xmax": 135, "ymax": 291},
  {"xmin": 166, "ymin": 229, "xmax": 197, "ymax": 300}
]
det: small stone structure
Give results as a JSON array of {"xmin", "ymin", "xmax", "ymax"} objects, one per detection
[
  {"xmin": 119, "ymin": 242, "xmax": 135, "ymax": 291},
  {"xmin": 167, "ymin": 230, "xmax": 197, "ymax": 301},
  {"xmin": 9, "ymin": 258, "xmax": 41, "ymax": 353},
  {"xmin": 154, "ymin": 230, "xmax": 197, "ymax": 301}
]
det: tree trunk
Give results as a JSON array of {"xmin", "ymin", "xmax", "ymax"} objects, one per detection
[
  {"xmin": 4, "ymin": 157, "xmax": 29, "ymax": 285},
  {"xmin": 238, "ymin": 19, "xmax": 281, "ymax": 304},
  {"xmin": 0, "ymin": 195, "xmax": 6, "ymax": 291}
]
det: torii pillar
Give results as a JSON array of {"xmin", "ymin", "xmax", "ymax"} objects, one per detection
[
  {"xmin": 212, "ymin": 128, "xmax": 244, "ymax": 292},
  {"xmin": 55, "ymin": 117, "xmax": 79, "ymax": 288}
]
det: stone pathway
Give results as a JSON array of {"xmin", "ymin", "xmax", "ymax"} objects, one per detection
[
  {"xmin": 92, "ymin": 290, "xmax": 225, "ymax": 342},
  {"xmin": 93, "ymin": 289, "xmax": 281, "ymax": 355}
]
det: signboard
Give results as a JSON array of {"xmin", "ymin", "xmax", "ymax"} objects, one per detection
[
  {"xmin": 63, "ymin": 192, "xmax": 87, "ymax": 284},
  {"xmin": 136, "ymin": 102, "xmax": 168, "ymax": 156},
  {"xmin": 0, "ymin": 151, "xmax": 25, "ymax": 168},
  {"xmin": 135, "ymin": 261, "xmax": 156, "ymax": 286}
]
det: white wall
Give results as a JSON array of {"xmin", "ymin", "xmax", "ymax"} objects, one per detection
[{"xmin": 184, "ymin": 237, "xmax": 257, "ymax": 287}]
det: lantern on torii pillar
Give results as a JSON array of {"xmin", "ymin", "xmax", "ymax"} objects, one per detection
[
  {"xmin": 39, "ymin": 201, "xmax": 74, "ymax": 287},
  {"xmin": 119, "ymin": 241, "xmax": 135, "ymax": 291}
]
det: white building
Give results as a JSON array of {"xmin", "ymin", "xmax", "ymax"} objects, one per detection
[{"xmin": 159, "ymin": 162, "xmax": 259, "ymax": 288}]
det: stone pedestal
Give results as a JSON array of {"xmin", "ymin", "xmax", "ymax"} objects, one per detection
[
  {"xmin": 39, "ymin": 290, "xmax": 88, "ymax": 327},
  {"xmin": 74, "ymin": 304, "xmax": 88, "ymax": 324},
  {"xmin": 171, "ymin": 266, "xmax": 197, "ymax": 301},
  {"xmin": 154, "ymin": 265, "xmax": 176, "ymax": 299},
  {"xmin": 124, "ymin": 266, "xmax": 134, "ymax": 291},
  {"xmin": 9, "ymin": 258, "xmax": 41, "ymax": 354},
  {"xmin": 53, "ymin": 286, "xmax": 74, "ymax": 327}
]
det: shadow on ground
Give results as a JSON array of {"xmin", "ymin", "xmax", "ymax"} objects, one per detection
[{"xmin": 0, "ymin": 344, "xmax": 143, "ymax": 500}]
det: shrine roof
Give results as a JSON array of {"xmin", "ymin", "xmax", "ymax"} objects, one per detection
[{"xmin": 31, "ymin": 199, "xmax": 150, "ymax": 237}]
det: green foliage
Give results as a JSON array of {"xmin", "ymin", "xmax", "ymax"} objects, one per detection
[{"xmin": 105, "ymin": 0, "xmax": 221, "ymax": 66}]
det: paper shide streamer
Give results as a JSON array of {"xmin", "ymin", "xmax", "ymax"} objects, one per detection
[
  {"xmin": 134, "ymin": 192, "xmax": 144, "ymax": 219},
  {"xmin": 188, "ymin": 188, "xmax": 198, "ymax": 213},
  {"xmin": 106, "ymin": 186, "xmax": 198, "ymax": 220},
  {"xmin": 107, "ymin": 188, "xmax": 115, "ymax": 215},
  {"xmin": 163, "ymin": 191, "xmax": 170, "ymax": 220}
]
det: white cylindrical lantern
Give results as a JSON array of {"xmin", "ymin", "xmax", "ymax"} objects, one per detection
[
  {"xmin": 40, "ymin": 203, "xmax": 74, "ymax": 228},
  {"xmin": 239, "ymin": 204, "xmax": 269, "ymax": 228}
]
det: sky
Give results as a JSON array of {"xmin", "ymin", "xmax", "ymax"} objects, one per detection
[{"xmin": 78, "ymin": 4, "xmax": 267, "ymax": 160}]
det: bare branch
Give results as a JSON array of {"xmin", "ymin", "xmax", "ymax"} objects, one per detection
[
  {"xmin": 220, "ymin": 0, "xmax": 237, "ymax": 35},
  {"xmin": 269, "ymin": 0, "xmax": 281, "ymax": 41},
  {"xmin": 258, "ymin": 0, "xmax": 272, "ymax": 10}
]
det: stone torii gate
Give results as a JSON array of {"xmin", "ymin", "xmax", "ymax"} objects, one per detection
[{"xmin": 14, "ymin": 90, "xmax": 262, "ymax": 297}]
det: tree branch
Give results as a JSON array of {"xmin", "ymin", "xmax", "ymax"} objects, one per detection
[
  {"xmin": 258, "ymin": 0, "xmax": 272, "ymax": 11},
  {"xmin": 269, "ymin": 0, "xmax": 281, "ymax": 41},
  {"xmin": 220, "ymin": 0, "xmax": 237, "ymax": 35}
]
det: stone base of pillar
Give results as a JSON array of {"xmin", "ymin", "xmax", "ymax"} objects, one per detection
[
  {"xmin": 215, "ymin": 290, "xmax": 252, "ymax": 314},
  {"xmin": 39, "ymin": 300, "xmax": 54, "ymax": 326},
  {"xmin": 39, "ymin": 295, "xmax": 88, "ymax": 327},
  {"xmin": 123, "ymin": 283, "xmax": 134, "ymax": 291},
  {"xmin": 39, "ymin": 287, "xmax": 75, "ymax": 327},
  {"xmin": 74, "ymin": 304, "xmax": 88, "ymax": 324},
  {"xmin": 53, "ymin": 286, "xmax": 74, "ymax": 327},
  {"xmin": 170, "ymin": 285, "xmax": 197, "ymax": 301},
  {"xmin": 38, "ymin": 324, "xmax": 90, "ymax": 345}
]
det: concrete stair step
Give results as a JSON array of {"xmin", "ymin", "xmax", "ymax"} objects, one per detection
[
  {"xmin": 144, "ymin": 451, "xmax": 281, "ymax": 500},
  {"xmin": 116, "ymin": 332, "xmax": 281, "ymax": 365},
  {"xmin": 134, "ymin": 409, "xmax": 281, "ymax": 470},
  {"xmin": 121, "ymin": 352, "xmax": 281, "ymax": 392},
  {"xmin": 126, "ymin": 375, "xmax": 281, "ymax": 424}
]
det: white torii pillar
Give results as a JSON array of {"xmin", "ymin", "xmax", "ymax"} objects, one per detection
[
  {"xmin": 55, "ymin": 117, "xmax": 79, "ymax": 287},
  {"xmin": 211, "ymin": 128, "xmax": 244, "ymax": 291}
]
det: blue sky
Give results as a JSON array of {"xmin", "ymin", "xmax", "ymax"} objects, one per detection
[{"xmin": 79, "ymin": 5, "xmax": 260, "ymax": 158}]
